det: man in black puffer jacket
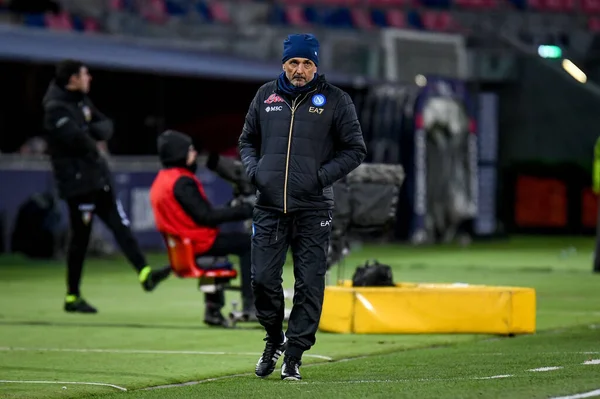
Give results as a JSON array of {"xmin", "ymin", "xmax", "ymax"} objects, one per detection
[
  {"xmin": 239, "ymin": 34, "xmax": 367, "ymax": 381},
  {"xmin": 42, "ymin": 59, "xmax": 169, "ymax": 314}
]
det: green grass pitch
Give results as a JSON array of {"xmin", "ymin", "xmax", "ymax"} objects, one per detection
[{"xmin": 0, "ymin": 235, "xmax": 599, "ymax": 398}]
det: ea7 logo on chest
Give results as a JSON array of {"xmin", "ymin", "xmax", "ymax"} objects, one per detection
[
  {"xmin": 265, "ymin": 106, "xmax": 283, "ymax": 112},
  {"xmin": 309, "ymin": 107, "xmax": 324, "ymax": 114}
]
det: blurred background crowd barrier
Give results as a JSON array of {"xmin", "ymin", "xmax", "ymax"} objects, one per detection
[{"xmin": 0, "ymin": 0, "xmax": 599, "ymax": 258}]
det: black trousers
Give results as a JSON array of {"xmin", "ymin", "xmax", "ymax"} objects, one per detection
[
  {"xmin": 203, "ymin": 232, "xmax": 254, "ymax": 313},
  {"xmin": 65, "ymin": 187, "xmax": 147, "ymax": 296},
  {"xmin": 251, "ymin": 207, "xmax": 332, "ymax": 360}
]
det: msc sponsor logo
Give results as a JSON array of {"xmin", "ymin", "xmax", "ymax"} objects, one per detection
[{"xmin": 265, "ymin": 106, "xmax": 283, "ymax": 112}]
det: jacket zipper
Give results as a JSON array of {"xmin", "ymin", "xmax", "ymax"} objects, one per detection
[{"xmin": 282, "ymin": 88, "xmax": 317, "ymax": 213}]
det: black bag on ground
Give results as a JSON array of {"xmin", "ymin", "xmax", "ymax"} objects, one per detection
[{"xmin": 352, "ymin": 260, "xmax": 395, "ymax": 287}]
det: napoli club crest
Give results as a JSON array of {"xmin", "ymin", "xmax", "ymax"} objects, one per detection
[{"xmin": 312, "ymin": 94, "xmax": 326, "ymax": 107}]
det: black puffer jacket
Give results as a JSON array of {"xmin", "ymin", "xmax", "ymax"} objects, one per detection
[
  {"xmin": 42, "ymin": 81, "xmax": 114, "ymax": 199},
  {"xmin": 239, "ymin": 75, "xmax": 367, "ymax": 213}
]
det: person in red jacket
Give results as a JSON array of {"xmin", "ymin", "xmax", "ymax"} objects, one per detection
[{"xmin": 150, "ymin": 130, "xmax": 254, "ymax": 326}]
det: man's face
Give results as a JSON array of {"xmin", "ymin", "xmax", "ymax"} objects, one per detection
[
  {"xmin": 283, "ymin": 58, "xmax": 317, "ymax": 87},
  {"xmin": 70, "ymin": 66, "xmax": 92, "ymax": 93},
  {"xmin": 186, "ymin": 145, "xmax": 198, "ymax": 166}
]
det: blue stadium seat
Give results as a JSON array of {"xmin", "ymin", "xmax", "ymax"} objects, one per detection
[
  {"xmin": 421, "ymin": 0, "xmax": 452, "ymax": 8},
  {"xmin": 165, "ymin": 0, "xmax": 188, "ymax": 16},
  {"xmin": 371, "ymin": 8, "xmax": 388, "ymax": 27},
  {"xmin": 322, "ymin": 7, "xmax": 354, "ymax": 29},
  {"xmin": 267, "ymin": 4, "xmax": 287, "ymax": 25},
  {"xmin": 506, "ymin": 0, "xmax": 527, "ymax": 9},
  {"xmin": 71, "ymin": 15, "xmax": 85, "ymax": 31},
  {"xmin": 195, "ymin": 1, "xmax": 212, "ymax": 20},
  {"xmin": 304, "ymin": 6, "xmax": 320, "ymax": 25},
  {"xmin": 23, "ymin": 13, "xmax": 46, "ymax": 28},
  {"xmin": 406, "ymin": 9, "xmax": 423, "ymax": 29}
]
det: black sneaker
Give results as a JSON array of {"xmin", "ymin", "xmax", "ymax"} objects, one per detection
[
  {"xmin": 281, "ymin": 356, "xmax": 302, "ymax": 381},
  {"xmin": 64, "ymin": 296, "xmax": 97, "ymax": 314},
  {"xmin": 141, "ymin": 266, "xmax": 172, "ymax": 292},
  {"xmin": 255, "ymin": 333, "xmax": 287, "ymax": 378}
]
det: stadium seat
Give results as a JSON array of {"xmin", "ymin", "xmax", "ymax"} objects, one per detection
[
  {"xmin": 321, "ymin": 0, "xmax": 361, "ymax": 4},
  {"xmin": 322, "ymin": 7, "xmax": 355, "ymax": 29},
  {"xmin": 421, "ymin": 0, "xmax": 452, "ymax": 9},
  {"xmin": 83, "ymin": 16, "xmax": 100, "ymax": 31},
  {"xmin": 386, "ymin": 9, "xmax": 406, "ymax": 27},
  {"xmin": 351, "ymin": 8, "xmax": 374, "ymax": 30},
  {"xmin": 206, "ymin": 1, "xmax": 232, "ymax": 24},
  {"xmin": 420, "ymin": 10, "xmax": 456, "ymax": 32},
  {"xmin": 164, "ymin": 0, "xmax": 189, "ymax": 16},
  {"xmin": 162, "ymin": 233, "xmax": 237, "ymax": 281},
  {"xmin": 589, "ymin": 16, "xmax": 600, "ymax": 32},
  {"xmin": 137, "ymin": 0, "xmax": 168, "ymax": 24},
  {"xmin": 23, "ymin": 13, "xmax": 47, "ymax": 28},
  {"xmin": 45, "ymin": 12, "xmax": 74, "ymax": 31},
  {"xmin": 406, "ymin": 9, "xmax": 424, "ymax": 29},
  {"xmin": 453, "ymin": 0, "xmax": 498, "ymax": 8},
  {"xmin": 506, "ymin": 0, "xmax": 527, "ymax": 9},
  {"xmin": 527, "ymin": 0, "xmax": 575, "ymax": 11},
  {"xmin": 284, "ymin": 4, "xmax": 311, "ymax": 26},
  {"xmin": 367, "ymin": 0, "xmax": 413, "ymax": 5},
  {"xmin": 108, "ymin": 0, "xmax": 123, "ymax": 10},
  {"xmin": 581, "ymin": 0, "xmax": 600, "ymax": 12}
]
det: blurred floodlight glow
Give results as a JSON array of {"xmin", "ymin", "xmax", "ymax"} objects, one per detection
[{"xmin": 562, "ymin": 59, "xmax": 587, "ymax": 83}]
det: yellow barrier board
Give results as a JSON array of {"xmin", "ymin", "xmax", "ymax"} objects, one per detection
[{"xmin": 319, "ymin": 281, "xmax": 536, "ymax": 335}]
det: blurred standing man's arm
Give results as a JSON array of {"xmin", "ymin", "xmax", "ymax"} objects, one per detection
[{"xmin": 88, "ymin": 101, "xmax": 114, "ymax": 142}]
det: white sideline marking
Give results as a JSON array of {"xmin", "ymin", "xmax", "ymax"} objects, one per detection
[
  {"xmin": 549, "ymin": 389, "xmax": 600, "ymax": 399},
  {"xmin": 0, "ymin": 380, "xmax": 127, "ymax": 391},
  {"xmin": 0, "ymin": 347, "xmax": 333, "ymax": 361},
  {"xmin": 143, "ymin": 355, "xmax": 373, "ymax": 390},
  {"xmin": 528, "ymin": 367, "xmax": 563, "ymax": 372},
  {"xmin": 146, "ymin": 373, "xmax": 520, "ymax": 390},
  {"xmin": 474, "ymin": 375, "xmax": 513, "ymax": 379},
  {"xmin": 295, "ymin": 376, "xmax": 517, "ymax": 385},
  {"xmin": 583, "ymin": 359, "xmax": 600, "ymax": 365}
]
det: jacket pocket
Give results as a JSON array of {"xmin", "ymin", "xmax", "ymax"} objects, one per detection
[{"xmin": 253, "ymin": 158, "xmax": 264, "ymax": 188}]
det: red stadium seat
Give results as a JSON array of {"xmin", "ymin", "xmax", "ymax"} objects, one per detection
[
  {"xmin": 421, "ymin": 10, "xmax": 456, "ymax": 32},
  {"xmin": 386, "ymin": 9, "xmax": 406, "ymax": 28},
  {"xmin": 162, "ymin": 233, "xmax": 237, "ymax": 280},
  {"xmin": 351, "ymin": 8, "xmax": 374, "ymax": 29},
  {"xmin": 208, "ymin": 1, "xmax": 232, "ymax": 24},
  {"xmin": 285, "ymin": 5, "xmax": 310, "ymax": 26},
  {"xmin": 581, "ymin": 0, "xmax": 600, "ymax": 12},
  {"xmin": 45, "ymin": 12, "xmax": 74, "ymax": 31},
  {"xmin": 367, "ymin": 0, "xmax": 413, "ymax": 6},
  {"xmin": 589, "ymin": 16, "xmax": 600, "ymax": 32},
  {"xmin": 454, "ymin": 0, "xmax": 498, "ymax": 9},
  {"xmin": 528, "ymin": 0, "xmax": 575, "ymax": 11}
]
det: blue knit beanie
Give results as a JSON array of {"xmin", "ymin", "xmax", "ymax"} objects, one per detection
[{"xmin": 282, "ymin": 34, "xmax": 320, "ymax": 66}]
